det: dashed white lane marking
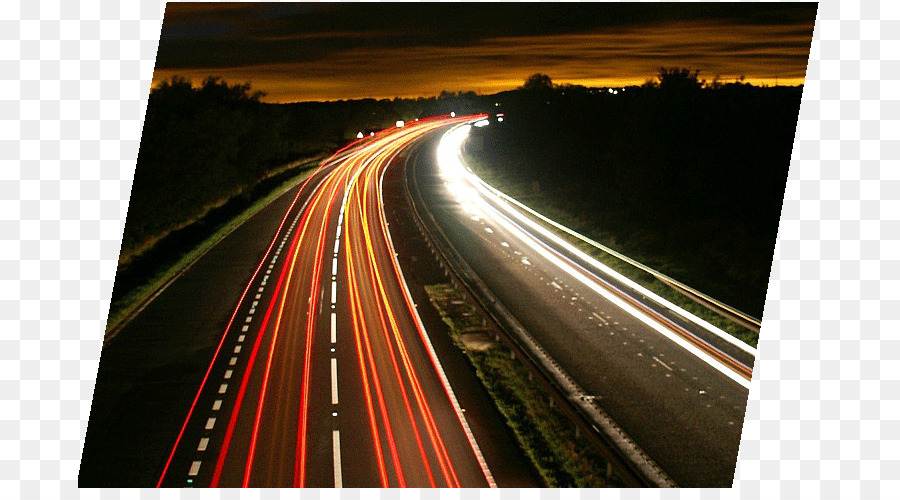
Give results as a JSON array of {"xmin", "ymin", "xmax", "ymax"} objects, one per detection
[
  {"xmin": 212, "ymin": 400, "xmax": 222, "ymax": 411},
  {"xmin": 218, "ymin": 384, "xmax": 228, "ymax": 394},
  {"xmin": 333, "ymin": 238, "xmax": 341, "ymax": 254},
  {"xmin": 255, "ymin": 294, "xmax": 261, "ymax": 300},
  {"xmin": 592, "ymin": 312, "xmax": 603, "ymax": 321},
  {"xmin": 521, "ymin": 258, "xmax": 531, "ymax": 266},
  {"xmin": 252, "ymin": 300, "xmax": 258, "ymax": 307},
  {"xmin": 245, "ymin": 316, "xmax": 253, "ymax": 323},
  {"xmin": 551, "ymin": 281, "xmax": 563, "ymax": 291},
  {"xmin": 331, "ymin": 313, "xmax": 337, "ymax": 344},
  {"xmin": 238, "ymin": 335, "xmax": 245, "ymax": 342},
  {"xmin": 258, "ymin": 287, "xmax": 264, "ymax": 293},
  {"xmin": 205, "ymin": 418, "xmax": 216, "ymax": 430},
  {"xmin": 234, "ymin": 345, "xmax": 242, "ymax": 354},
  {"xmin": 485, "ymin": 227, "xmax": 493, "ymax": 234},
  {"xmin": 501, "ymin": 241, "xmax": 509, "ymax": 247},
  {"xmin": 331, "ymin": 281, "xmax": 337, "ymax": 304},
  {"xmin": 332, "ymin": 430, "xmax": 343, "ymax": 487},
  {"xmin": 224, "ymin": 370, "xmax": 233, "ymax": 379},
  {"xmin": 241, "ymin": 325, "xmax": 249, "ymax": 332},
  {"xmin": 197, "ymin": 438, "xmax": 209, "ymax": 452},
  {"xmin": 331, "ymin": 358, "xmax": 339, "ymax": 404},
  {"xmin": 249, "ymin": 308, "xmax": 255, "ymax": 314},
  {"xmin": 653, "ymin": 356, "xmax": 674, "ymax": 371},
  {"xmin": 189, "ymin": 461, "xmax": 201, "ymax": 476},
  {"xmin": 332, "ymin": 257, "xmax": 338, "ymax": 275}
]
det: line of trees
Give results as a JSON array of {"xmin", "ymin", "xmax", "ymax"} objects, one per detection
[
  {"xmin": 124, "ymin": 69, "xmax": 800, "ymax": 318},
  {"xmin": 122, "ymin": 77, "xmax": 491, "ymax": 271},
  {"xmin": 470, "ymin": 69, "xmax": 804, "ymax": 317}
]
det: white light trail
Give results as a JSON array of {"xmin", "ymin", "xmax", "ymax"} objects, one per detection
[{"xmin": 435, "ymin": 125, "xmax": 753, "ymax": 388}]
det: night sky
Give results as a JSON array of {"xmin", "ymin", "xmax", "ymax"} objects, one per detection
[{"xmin": 153, "ymin": 2, "xmax": 818, "ymax": 103}]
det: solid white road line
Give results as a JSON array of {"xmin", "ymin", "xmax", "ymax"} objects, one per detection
[
  {"xmin": 377, "ymin": 161, "xmax": 496, "ymax": 487},
  {"xmin": 332, "ymin": 430, "xmax": 343, "ymax": 487},
  {"xmin": 331, "ymin": 358, "xmax": 339, "ymax": 404}
]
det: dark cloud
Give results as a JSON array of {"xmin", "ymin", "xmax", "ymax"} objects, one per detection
[{"xmin": 153, "ymin": 2, "xmax": 818, "ymax": 102}]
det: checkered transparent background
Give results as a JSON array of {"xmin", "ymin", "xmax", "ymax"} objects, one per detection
[{"xmin": 1, "ymin": 0, "xmax": 896, "ymax": 498}]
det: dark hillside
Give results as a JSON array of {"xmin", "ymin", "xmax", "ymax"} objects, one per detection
[
  {"xmin": 466, "ymin": 75, "xmax": 803, "ymax": 318},
  {"xmin": 114, "ymin": 77, "xmax": 489, "ymax": 309}
]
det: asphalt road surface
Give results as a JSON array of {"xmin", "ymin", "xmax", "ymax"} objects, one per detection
[
  {"xmin": 82, "ymin": 114, "xmax": 752, "ymax": 489},
  {"xmin": 147, "ymin": 115, "xmax": 507, "ymax": 487},
  {"xmin": 409, "ymin": 122, "xmax": 756, "ymax": 487}
]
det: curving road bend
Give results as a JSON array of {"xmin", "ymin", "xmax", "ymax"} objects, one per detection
[
  {"xmin": 155, "ymin": 115, "xmax": 494, "ymax": 488},
  {"xmin": 407, "ymin": 123, "xmax": 756, "ymax": 487},
  {"xmin": 145, "ymin": 114, "xmax": 752, "ymax": 488}
]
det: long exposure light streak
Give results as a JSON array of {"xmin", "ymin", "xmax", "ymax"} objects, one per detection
[
  {"xmin": 159, "ymin": 115, "xmax": 495, "ymax": 488},
  {"xmin": 436, "ymin": 123, "xmax": 753, "ymax": 388}
]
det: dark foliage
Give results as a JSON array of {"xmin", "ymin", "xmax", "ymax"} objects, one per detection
[
  {"xmin": 467, "ymin": 72, "xmax": 803, "ymax": 317},
  {"xmin": 123, "ymin": 77, "xmax": 490, "ymax": 267}
]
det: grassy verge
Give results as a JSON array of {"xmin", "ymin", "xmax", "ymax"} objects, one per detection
[
  {"xmin": 425, "ymin": 283, "xmax": 623, "ymax": 488},
  {"xmin": 104, "ymin": 157, "xmax": 323, "ymax": 343},
  {"xmin": 463, "ymin": 154, "xmax": 759, "ymax": 348}
]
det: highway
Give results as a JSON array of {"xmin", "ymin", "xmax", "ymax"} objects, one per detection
[
  {"xmin": 84, "ymin": 114, "xmax": 752, "ymax": 488},
  {"xmin": 153, "ymin": 116, "xmax": 501, "ymax": 487},
  {"xmin": 406, "ymin": 122, "xmax": 756, "ymax": 487}
]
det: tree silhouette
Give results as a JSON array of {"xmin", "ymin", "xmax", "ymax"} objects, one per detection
[
  {"xmin": 656, "ymin": 67, "xmax": 704, "ymax": 92},
  {"xmin": 520, "ymin": 73, "xmax": 554, "ymax": 91}
]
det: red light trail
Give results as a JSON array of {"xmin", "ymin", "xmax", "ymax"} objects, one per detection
[{"xmin": 156, "ymin": 115, "xmax": 494, "ymax": 488}]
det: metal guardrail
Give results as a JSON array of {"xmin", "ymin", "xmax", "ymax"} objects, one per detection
[
  {"xmin": 401, "ymin": 141, "xmax": 677, "ymax": 488},
  {"xmin": 474, "ymin": 179, "xmax": 762, "ymax": 334}
]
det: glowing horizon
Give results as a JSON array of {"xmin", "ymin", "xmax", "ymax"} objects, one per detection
[{"xmin": 154, "ymin": 4, "xmax": 817, "ymax": 103}]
